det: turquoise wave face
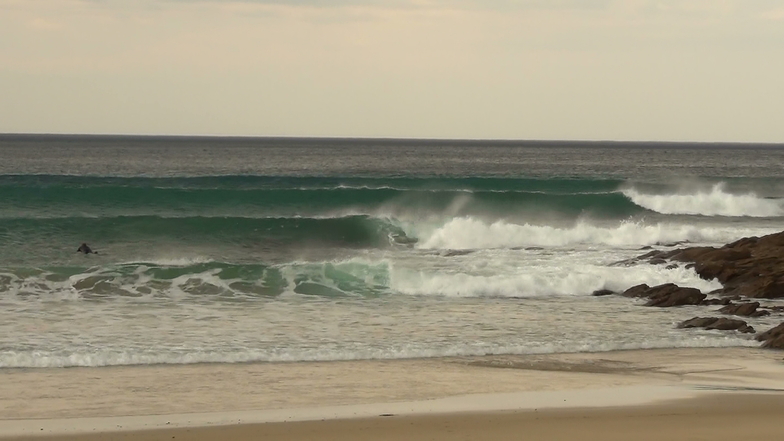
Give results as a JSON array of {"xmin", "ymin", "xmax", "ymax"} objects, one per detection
[
  {"xmin": 0, "ymin": 215, "xmax": 414, "ymax": 265},
  {"xmin": 2, "ymin": 175, "xmax": 783, "ymax": 267},
  {"xmin": 0, "ymin": 260, "xmax": 392, "ymax": 300}
]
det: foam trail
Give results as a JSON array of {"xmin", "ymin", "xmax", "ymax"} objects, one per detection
[
  {"xmin": 417, "ymin": 218, "xmax": 775, "ymax": 250},
  {"xmin": 623, "ymin": 183, "xmax": 784, "ymax": 217},
  {"xmin": 0, "ymin": 336, "xmax": 755, "ymax": 368},
  {"xmin": 390, "ymin": 264, "xmax": 721, "ymax": 298}
]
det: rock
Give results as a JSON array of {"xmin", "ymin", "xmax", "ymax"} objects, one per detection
[
  {"xmin": 644, "ymin": 285, "xmax": 706, "ymax": 307},
  {"xmin": 665, "ymin": 264, "xmax": 678, "ymax": 270},
  {"xmin": 678, "ymin": 317, "xmax": 755, "ymax": 333},
  {"xmin": 621, "ymin": 284, "xmax": 651, "ymax": 298},
  {"xmin": 637, "ymin": 231, "xmax": 784, "ymax": 299},
  {"xmin": 678, "ymin": 317, "xmax": 719, "ymax": 328},
  {"xmin": 638, "ymin": 250, "xmax": 665, "ymax": 260},
  {"xmin": 706, "ymin": 318, "xmax": 755, "ymax": 333},
  {"xmin": 649, "ymin": 258, "xmax": 667, "ymax": 265},
  {"xmin": 756, "ymin": 323, "xmax": 784, "ymax": 349},
  {"xmin": 718, "ymin": 302, "xmax": 770, "ymax": 317},
  {"xmin": 756, "ymin": 323, "xmax": 784, "ymax": 342},
  {"xmin": 591, "ymin": 289, "xmax": 615, "ymax": 297},
  {"xmin": 700, "ymin": 298, "xmax": 731, "ymax": 306},
  {"xmin": 762, "ymin": 334, "xmax": 784, "ymax": 349},
  {"xmin": 621, "ymin": 283, "xmax": 706, "ymax": 307}
]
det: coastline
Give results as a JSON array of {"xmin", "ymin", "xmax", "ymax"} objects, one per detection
[
  {"xmin": 2, "ymin": 347, "xmax": 783, "ymax": 440},
  {"xmin": 7, "ymin": 394, "xmax": 784, "ymax": 441}
]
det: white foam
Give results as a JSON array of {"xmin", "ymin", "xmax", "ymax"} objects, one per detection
[
  {"xmin": 623, "ymin": 183, "xmax": 784, "ymax": 217},
  {"xmin": 0, "ymin": 335, "xmax": 755, "ymax": 368},
  {"xmin": 389, "ymin": 263, "xmax": 721, "ymax": 298},
  {"xmin": 417, "ymin": 217, "xmax": 772, "ymax": 250}
]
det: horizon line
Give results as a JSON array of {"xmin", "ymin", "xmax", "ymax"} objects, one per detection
[{"xmin": 1, "ymin": 132, "xmax": 783, "ymax": 147}]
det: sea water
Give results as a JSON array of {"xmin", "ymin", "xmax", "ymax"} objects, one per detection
[{"xmin": 1, "ymin": 136, "xmax": 783, "ymax": 368}]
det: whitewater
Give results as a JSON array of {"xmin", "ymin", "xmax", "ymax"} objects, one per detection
[{"xmin": 1, "ymin": 136, "xmax": 783, "ymax": 368}]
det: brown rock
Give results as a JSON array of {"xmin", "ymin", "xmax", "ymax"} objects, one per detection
[
  {"xmin": 621, "ymin": 284, "xmax": 651, "ymax": 298},
  {"xmin": 678, "ymin": 317, "xmax": 719, "ymax": 328},
  {"xmin": 700, "ymin": 298, "xmax": 731, "ymax": 306},
  {"xmin": 591, "ymin": 289, "xmax": 614, "ymax": 297},
  {"xmin": 637, "ymin": 231, "xmax": 784, "ymax": 299},
  {"xmin": 756, "ymin": 323, "xmax": 784, "ymax": 342},
  {"xmin": 757, "ymin": 323, "xmax": 784, "ymax": 349},
  {"xmin": 762, "ymin": 334, "xmax": 784, "ymax": 349},
  {"xmin": 705, "ymin": 318, "xmax": 755, "ymax": 333},
  {"xmin": 620, "ymin": 283, "xmax": 706, "ymax": 307},
  {"xmin": 644, "ymin": 285, "xmax": 706, "ymax": 307},
  {"xmin": 718, "ymin": 302, "xmax": 770, "ymax": 317},
  {"xmin": 678, "ymin": 317, "xmax": 754, "ymax": 333}
]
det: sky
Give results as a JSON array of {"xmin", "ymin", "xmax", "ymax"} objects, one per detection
[{"xmin": 1, "ymin": 0, "xmax": 783, "ymax": 142}]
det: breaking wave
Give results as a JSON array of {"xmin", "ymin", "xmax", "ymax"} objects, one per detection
[
  {"xmin": 623, "ymin": 183, "xmax": 784, "ymax": 217},
  {"xmin": 417, "ymin": 217, "xmax": 775, "ymax": 250}
]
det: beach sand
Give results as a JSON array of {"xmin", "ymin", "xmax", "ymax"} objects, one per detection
[{"xmin": 2, "ymin": 347, "xmax": 783, "ymax": 440}]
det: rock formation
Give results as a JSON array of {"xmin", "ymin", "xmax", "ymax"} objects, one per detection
[
  {"xmin": 678, "ymin": 317, "xmax": 755, "ymax": 334},
  {"xmin": 756, "ymin": 323, "xmax": 784, "ymax": 349},
  {"xmin": 621, "ymin": 283, "xmax": 705, "ymax": 307},
  {"xmin": 641, "ymin": 231, "xmax": 784, "ymax": 299},
  {"xmin": 619, "ymin": 231, "xmax": 784, "ymax": 349}
]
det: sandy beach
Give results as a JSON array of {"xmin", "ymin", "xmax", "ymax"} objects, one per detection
[{"xmin": 2, "ymin": 347, "xmax": 783, "ymax": 440}]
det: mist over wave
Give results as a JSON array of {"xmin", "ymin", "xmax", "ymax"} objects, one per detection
[{"xmin": 623, "ymin": 183, "xmax": 784, "ymax": 217}]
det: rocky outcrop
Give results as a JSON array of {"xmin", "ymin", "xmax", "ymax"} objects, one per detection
[
  {"xmin": 678, "ymin": 317, "xmax": 755, "ymax": 334},
  {"xmin": 718, "ymin": 301, "xmax": 770, "ymax": 318},
  {"xmin": 591, "ymin": 289, "xmax": 615, "ymax": 297},
  {"xmin": 700, "ymin": 298, "xmax": 732, "ymax": 306},
  {"xmin": 640, "ymin": 231, "xmax": 784, "ymax": 299},
  {"xmin": 756, "ymin": 323, "xmax": 784, "ymax": 349},
  {"xmin": 617, "ymin": 231, "xmax": 784, "ymax": 349},
  {"xmin": 621, "ymin": 283, "xmax": 706, "ymax": 307}
]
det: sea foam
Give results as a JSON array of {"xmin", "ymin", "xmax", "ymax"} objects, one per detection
[
  {"xmin": 623, "ymin": 183, "xmax": 784, "ymax": 217},
  {"xmin": 417, "ymin": 217, "xmax": 773, "ymax": 250},
  {"xmin": 390, "ymin": 262, "xmax": 721, "ymax": 298}
]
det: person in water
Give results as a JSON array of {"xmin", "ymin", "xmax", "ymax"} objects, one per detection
[{"xmin": 77, "ymin": 243, "xmax": 96, "ymax": 254}]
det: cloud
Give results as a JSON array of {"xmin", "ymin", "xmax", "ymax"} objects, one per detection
[{"xmin": 2, "ymin": 0, "xmax": 783, "ymax": 141}]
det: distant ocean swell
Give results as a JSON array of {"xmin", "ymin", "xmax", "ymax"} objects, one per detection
[{"xmin": 1, "ymin": 176, "xmax": 781, "ymax": 219}]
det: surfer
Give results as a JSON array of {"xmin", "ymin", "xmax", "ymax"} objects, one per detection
[{"xmin": 77, "ymin": 243, "xmax": 96, "ymax": 254}]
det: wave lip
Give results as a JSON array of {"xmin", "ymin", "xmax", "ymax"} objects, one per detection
[
  {"xmin": 416, "ymin": 217, "xmax": 777, "ymax": 250},
  {"xmin": 623, "ymin": 183, "xmax": 784, "ymax": 217}
]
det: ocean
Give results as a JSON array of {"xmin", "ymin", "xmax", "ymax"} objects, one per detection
[{"xmin": 1, "ymin": 135, "xmax": 783, "ymax": 368}]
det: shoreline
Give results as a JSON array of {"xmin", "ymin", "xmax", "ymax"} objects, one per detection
[
  {"xmin": 6, "ymin": 394, "xmax": 784, "ymax": 441},
  {"xmin": 2, "ymin": 347, "xmax": 783, "ymax": 439}
]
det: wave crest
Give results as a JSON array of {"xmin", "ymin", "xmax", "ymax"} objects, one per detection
[
  {"xmin": 417, "ymin": 217, "xmax": 773, "ymax": 250},
  {"xmin": 623, "ymin": 183, "xmax": 784, "ymax": 217}
]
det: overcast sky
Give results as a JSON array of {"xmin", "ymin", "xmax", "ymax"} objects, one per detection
[{"xmin": 2, "ymin": 0, "xmax": 783, "ymax": 142}]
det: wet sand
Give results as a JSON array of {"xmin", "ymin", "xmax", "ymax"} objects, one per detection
[{"xmin": 1, "ymin": 348, "xmax": 783, "ymax": 440}]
